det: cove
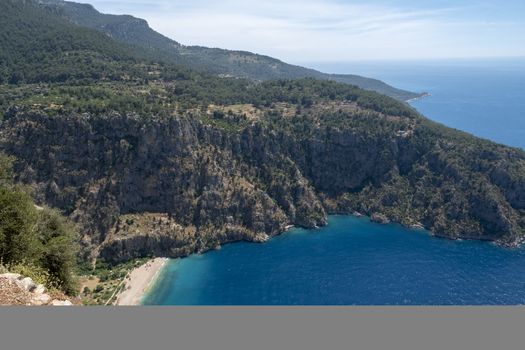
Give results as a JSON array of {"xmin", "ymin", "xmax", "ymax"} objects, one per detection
[{"xmin": 142, "ymin": 216, "xmax": 525, "ymax": 305}]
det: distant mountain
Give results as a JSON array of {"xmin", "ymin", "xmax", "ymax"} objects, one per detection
[
  {"xmin": 38, "ymin": 0, "xmax": 423, "ymax": 101},
  {"xmin": 0, "ymin": 0, "xmax": 160, "ymax": 84}
]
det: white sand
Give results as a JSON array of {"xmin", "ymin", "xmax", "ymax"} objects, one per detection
[{"xmin": 115, "ymin": 258, "xmax": 168, "ymax": 306}]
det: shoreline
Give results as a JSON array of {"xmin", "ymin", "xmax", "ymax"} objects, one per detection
[
  {"xmin": 115, "ymin": 215, "xmax": 519, "ymax": 306},
  {"xmin": 115, "ymin": 257, "xmax": 169, "ymax": 306},
  {"xmin": 113, "ymin": 216, "xmax": 521, "ymax": 306},
  {"xmin": 406, "ymin": 92, "xmax": 431, "ymax": 103}
]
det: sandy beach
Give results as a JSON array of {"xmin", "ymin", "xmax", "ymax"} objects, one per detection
[{"xmin": 115, "ymin": 258, "xmax": 168, "ymax": 306}]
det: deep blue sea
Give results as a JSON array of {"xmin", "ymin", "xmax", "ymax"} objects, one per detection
[
  {"xmin": 311, "ymin": 58, "xmax": 525, "ymax": 150},
  {"xmin": 143, "ymin": 59, "xmax": 525, "ymax": 305},
  {"xmin": 143, "ymin": 216, "xmax": 525, "ymax": 305}
]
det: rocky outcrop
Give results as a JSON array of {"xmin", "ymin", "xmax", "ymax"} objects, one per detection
[
  {"xmin": 371, "ymin": 213, "xmax": 390, "ymax": 225},
  {"xmin": 0, "ymin": 273, "xmax": 73, "ymax": 306}
]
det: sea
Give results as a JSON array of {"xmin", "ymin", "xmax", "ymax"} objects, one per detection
[
  {"xmin": 312, "ymin": 58, "xmax": 525, "ymax": 150},
  {"xmin": 143, "ymin": 58, "xmax": 525, "ymax": 305}
]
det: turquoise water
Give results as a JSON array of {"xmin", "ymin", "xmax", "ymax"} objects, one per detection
[
  {"xmin": 143, "ymin": 60, "xmax": 525, "ymax": 305},
  {"xmin": 143, "ymin": 216, "xmax": 525, "ymax": 305}
]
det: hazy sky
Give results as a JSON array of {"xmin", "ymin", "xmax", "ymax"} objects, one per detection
[{"xmin": 84, "ymin": 0, "xmax": 525, "ymax": 63}]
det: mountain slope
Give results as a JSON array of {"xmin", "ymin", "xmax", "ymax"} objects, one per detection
[
  {"xmin": 38, "ymin": 0, "xmax": 423, "ymax": 101},
  {"xmin": 1, "ymin": 0, "xmax": 524, "ymax": 266},
  {"xmin": 0, "ymin": 0, "xmax": 153, "ymax": 84}
]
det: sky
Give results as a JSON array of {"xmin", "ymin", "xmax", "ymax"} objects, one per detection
[{"xmin": 83, "ymin": 0, "xmax": 525, "ymax": 63}]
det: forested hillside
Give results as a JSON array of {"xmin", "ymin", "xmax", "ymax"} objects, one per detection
[
  {"xmin": 0, "ymin": 0, "xmax": 524, "ymax": 270},
  {"xmin": 37, "ymin": 0, "xmax": 423, "ymax": 101}
]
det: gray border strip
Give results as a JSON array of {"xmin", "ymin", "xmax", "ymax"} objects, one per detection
[{"xmin": 1, "ymin": 307, "xmax": 525, "ymax": 350}]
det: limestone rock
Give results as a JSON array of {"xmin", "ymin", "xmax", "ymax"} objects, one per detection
[
  {"xmin": 19, "ymin": 277, "xmax": 36, "ymax": 292},
  {"xmin": 0, "ymin": 273, "xmax": 21, "ymax": 280},
  {"xmin": 31, "ymin": 293, "xmax": 52, "ymax": 306},
  {"xmin": 253, "ymin": 233, "xmax": 270, "ymax": 243},
  {"xmin": 34, "ymin": 284, "xmax": 46, "ymax": 295},
  {"xmin": 0, "ymin": 273, "xmax": 73, "ymax": 306},
  {"xmin": 371, "ymin": 213, "xmax": 390, "ymax": 225}
]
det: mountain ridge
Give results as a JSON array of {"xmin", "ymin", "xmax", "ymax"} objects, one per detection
[{"xmin": 37, "ymin": 0, "xmax": 424, "ymax": 101}]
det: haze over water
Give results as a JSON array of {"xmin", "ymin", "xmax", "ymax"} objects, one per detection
[{"xmin": 144, "ymin": 59, "xmax": 525, "ymax": 305}]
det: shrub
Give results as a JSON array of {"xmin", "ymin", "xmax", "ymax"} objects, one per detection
[
  {"xmin": 0, "ymin": 153, "xmax": 79, "ymax": 295},
  {"xmin": 7, "ymin": 261, "xmax": 53, "ymax": 288}
]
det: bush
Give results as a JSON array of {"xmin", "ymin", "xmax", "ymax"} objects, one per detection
[
  {"xmin": 99, "ymin": 273, "xmax": 109, "ymax": 282},
  {"xmin": 0, "ymin": 153, "xmax": 79, "ymax": 295},
  {"xmin": 36, "ymin": 208, "xmax": 79, "ymax": 295},
  {"xmin": 6, "ymin": 261, "xmax": 52, "ymax": 288},
  {"xmin": 0, "ymin": 186, "xmax": 40, "ymax": 265}
]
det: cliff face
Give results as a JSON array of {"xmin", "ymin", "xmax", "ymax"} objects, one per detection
[
  {"xmin": 1, "ymin": 108, "xmax": 524, "ymax": 263},
  {"xmin": 0, "ymin": 111, "xmax": 323, "ymax": 262}
]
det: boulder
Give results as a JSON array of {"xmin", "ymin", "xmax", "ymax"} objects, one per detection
[
  {"xmin": 0, "ymin": 273, "xmax": 22, "ymax": 280},
  {"xmin": 31, "ymin": 293, "xmax": 52, "ymax": 306},
  {"xmin": 34, "ymin": 284, "xmax": 46, "ymax": 295},
  {"xmin": 19, "ymin": 277, "xmax": 36, "ymax": 292}
]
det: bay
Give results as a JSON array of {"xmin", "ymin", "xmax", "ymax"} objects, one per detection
[
  {"xmin": 143, "ymin": 216, "xmax": 525, "ymax": 305},
  {"xmin": 143, "ymin": 59, "xmax": 525, "ymax": 305}
]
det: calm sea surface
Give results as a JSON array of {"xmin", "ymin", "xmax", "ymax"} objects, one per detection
[
  {"xmin": 143, "ymin": 216, "xmax": 525, "ymax": 305},
  {"xmin": 311, "ymin": 59, "xmax": 525, "ymax": 149},
  {"xmin": 143, "ymin": 60, "xmax": 525, "ymax": 305}
]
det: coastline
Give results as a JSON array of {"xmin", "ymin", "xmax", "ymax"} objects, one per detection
[
  {"xmin": 406, "ymin": 92, "xmax": 430, "ymax": 103},
  {"xmin": 115, "ymin": 215, "xmax": 521, "ymax": 306},
  {"xmin": 115, "ymin": 257, "xmax": 169, "ymax": 306}
]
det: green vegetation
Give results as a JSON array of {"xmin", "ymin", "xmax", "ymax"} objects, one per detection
[
  {"xmin": 0, "ymin": 153, "xmax": 78, "ymax": 295},
  {"xmin": 38, "ymin": 0, "xmax": 422, "ymax": 100},
  {"xmin": 1, "ymin": 0, "xmax": 131, "ymax": 84},
  {"xmin": 1, "ymin": 0, "xmax": 525, "ymax": 297},
  {"xmin": 78, "ymin": 258, "xmax": 149, "ymax": 305},
  {"xmin": 0, "ymin": 0, "xmax": 194, "ymax": 85},
  {"xmin": 0, "ymin": 77, "xmax": 418, "ymax": 122},
  {"xmin": 22, "ymin": 0, "xmax": 420, "ymax": 101},
  {"xmin": 0, "ymin": 0, "xmax": 418, "ymax": 119}
]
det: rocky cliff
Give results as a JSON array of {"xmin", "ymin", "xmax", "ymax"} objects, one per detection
[
  {"xmin": 1, "ymin": 103, "xmax": 524, "ymax": 264},
  {"xmin": 0, "ymin": 110, "xmax": 323, "ymax": 262}
]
